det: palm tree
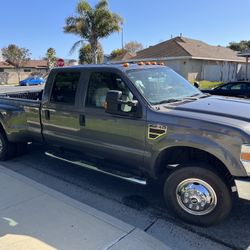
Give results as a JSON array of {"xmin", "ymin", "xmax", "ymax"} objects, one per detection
[{"xmin": 64, "ymin": 0, "xmax": 123, "ymax": 64}]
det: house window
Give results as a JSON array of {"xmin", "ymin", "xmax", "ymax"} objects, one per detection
[
  {"xmin": 24, "ymin": 69, "xmax": 32, "ymax": 72},
  {"xmin": 0, "ymin": 69, "xmax": 4, "ymax": 73}
]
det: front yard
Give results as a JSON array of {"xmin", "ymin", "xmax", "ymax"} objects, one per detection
[{"xmin": 198, "ymin": 80, "xmax": 223, "ymax": 89}]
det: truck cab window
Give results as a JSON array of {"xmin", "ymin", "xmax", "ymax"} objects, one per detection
[
  {"xmin": 50, "ymin": 72, "xmax": 80, "ymax": 105},
  {"xmin": 86, "ymin": 72, "xmax": 134, "ymax": 112}
]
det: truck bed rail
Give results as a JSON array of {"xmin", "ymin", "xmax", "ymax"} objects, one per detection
[{"xmin": 0, "ymin": 90, "xmax": 42, "ymax": 100}]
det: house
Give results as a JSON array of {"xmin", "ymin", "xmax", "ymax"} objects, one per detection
[
  {"xmin": 237, "ymin": 50, "xmax": 250, "ymax": 80},
  {"xmin": 110, "ymin": 51, "xmax": 135, "ymax": 62},
  {"xmin": 0, "ymin": 60, "xmax": 48, "ymax": 84},
  {"xmin": 129, "ymin": 36, "xmax": 246, "ymax": 82}
]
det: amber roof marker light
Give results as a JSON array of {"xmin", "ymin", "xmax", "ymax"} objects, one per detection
[
  {"xmin": 123, "ymin": 63, "xmax": 130, "ymax": 68},
  {"xmin": 137, "ymin": 62, "xmax": 145, "ymax": 65}
]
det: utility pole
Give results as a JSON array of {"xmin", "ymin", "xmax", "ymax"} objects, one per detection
[{"xmin": 121, "ymin": 27, "xmax": 124, "ymax": 49}]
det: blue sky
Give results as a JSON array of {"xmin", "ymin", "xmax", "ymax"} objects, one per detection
[{"xmin": 0, "ymin": 0, "xmax": 249, "ymax": 59}]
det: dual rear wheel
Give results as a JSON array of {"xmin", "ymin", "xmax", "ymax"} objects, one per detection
[
  {"xmin": 0, "ymin": 132, "xmax": 27, "ymax": 160},
  {"xmin": 163, "ymin": 165, "xmax": 232, "ymax": 226}
]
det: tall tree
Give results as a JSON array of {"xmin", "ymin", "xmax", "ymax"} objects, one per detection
[
  {"xmin": 46, "ymin": 48, "xmax": 57, "ymax": 70},
  {"xmin": 110, "ymin": 41, "xmax": 143, "ymax": 60},
  {"xmin": 2, "ymin": 44, "xmax": 30, "ymax": 82},
  {"xmin": 64, "ymin": 0, "xmax": 123, "ymax": 64},
  {"xmin": 79, "ymin": 43, "xmax": 104, "ymax": 64},
  {"xmin": 110, "ymin": 48, "xmax": 127, "ymax": 60},
  {"xmin": 228, "ymin": 40, "xmax": 250, "ymax": 52},
  {"xmin": 124, "ymin": 41, "xmax": 143, "ymax": 53}
]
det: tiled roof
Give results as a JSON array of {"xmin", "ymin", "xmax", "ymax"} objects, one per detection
[
  {"xmin": 133, "ymin": 36, "xmax": 245, "ymax": 62},
  {"xmin": 23, "ymin": 60, "xmax": 48, "ymax": 68},
  {"xmin": 110, "ymin": 52, "xmax": 135, "ymax": 62},
  {"xmin": 133, "ymin": 37, "xmax": 189, "ymax": 59},
  {"xmin": 0, "ymin": 61, "xmax": 14, "ymax": 68},
  {"xmin": 0, "ymin": 60, "xmax": 48, "ymax": 68}
]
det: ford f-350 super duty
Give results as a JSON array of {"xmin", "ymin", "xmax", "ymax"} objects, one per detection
[{"xmin": 0, "ymin": 63, "xmax": 249, "ymax": 226}]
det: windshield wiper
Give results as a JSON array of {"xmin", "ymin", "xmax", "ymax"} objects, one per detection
[
  {"xmin": 189, "ymin": 93, "xmax": 201, "ymax": 97},
  {"xmin": 152, "ymin": 93, "xmax": 210, "ymax": 105},
  {"xmin": 153, "ymin": 98, "xmax": 182, "ymax": 105},
  {"xmin": 184, "ymin": 93, "xmax": 210, "ymax": 100}
]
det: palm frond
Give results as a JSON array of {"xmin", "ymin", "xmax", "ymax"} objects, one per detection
[
  {"xmin": 64, "ymin": 0, "xmax": 123, "ymax": 60},
  {"xmin": 94, "ymin": 10, "xmax": 122, "ymax": 38},
  {"xmin": 69, "ymin": 40, "xmax": 85, "ymax": 55},
  {"xmin": 77, "ymin": 0, "xmax": 91, "ymax": 15},
  {"xmin": 95, "ymin": 0, "xmax": 108, "ymax": 10},
  {"xmin": 113, "ymin": 13, "xmax": 124, "ymax": 25}
]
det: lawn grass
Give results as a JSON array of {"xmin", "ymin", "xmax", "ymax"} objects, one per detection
[{"xmin": 198, "ymin": 80, "xmax": 223, "ymax": 90}]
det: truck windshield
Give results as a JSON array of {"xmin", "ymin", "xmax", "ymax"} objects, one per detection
[{"xmin": 126, "ymin": 67, "xmax": 201, "ymax": 105}]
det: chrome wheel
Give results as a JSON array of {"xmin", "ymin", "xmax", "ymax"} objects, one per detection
[{"xmin": 176, "ymin": 178, "xmax": 217, "ymax": 216}]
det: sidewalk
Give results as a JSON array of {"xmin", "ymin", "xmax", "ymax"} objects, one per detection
[{"xmin": 0, "ymin": 165, "xmax": 168, "ymax": 250}]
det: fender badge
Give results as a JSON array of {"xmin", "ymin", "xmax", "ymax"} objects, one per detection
[{"xmin": 148, "ymin": 124, "xmax": 167, "ymax": 140}]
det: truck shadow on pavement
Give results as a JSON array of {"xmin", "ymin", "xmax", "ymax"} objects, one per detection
[{"xmin": 2, "ymin": 144, "xmax": 250, "ymax": 250}]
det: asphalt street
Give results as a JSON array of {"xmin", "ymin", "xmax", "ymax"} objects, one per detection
[{"xmin": 1, "ymin": 144, "xmax": 250, "ymax": 250}]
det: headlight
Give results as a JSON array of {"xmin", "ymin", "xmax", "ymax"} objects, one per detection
[{"xmin": 240, "ymin": 144, "xmax": 250, "ymax": 176}]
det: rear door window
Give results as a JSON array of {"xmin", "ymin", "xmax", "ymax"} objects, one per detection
[{"xmin": 50, "ymin": 72, "xmax": 80, "ymax": 105}]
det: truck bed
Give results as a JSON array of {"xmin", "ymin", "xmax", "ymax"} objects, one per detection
[
  {"xmin": 0, "ymin": 94, "xmax": 42, "ymax": 142},
  {"xmin": 0, "ymin": 86, "xmax": 43, "ymax": 100}
]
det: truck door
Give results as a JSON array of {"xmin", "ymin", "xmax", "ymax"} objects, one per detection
[
  {"xmin": 41, "ymin": 70, "xmax": 84, "ymax": 148},
  {"xmin": 81, "ymin": 71, "xmax": 146, "ymax": 169}
]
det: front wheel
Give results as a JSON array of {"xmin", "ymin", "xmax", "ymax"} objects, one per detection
[{"xmin": 164, "ymin": 165, "xmax": 232, "ymax": 226}]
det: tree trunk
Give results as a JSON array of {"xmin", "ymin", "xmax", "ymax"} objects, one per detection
[
  {"xmin": 16, "ymin": 68, "xmax": 20, "ymax": 83},
  {"xmin": 91, "ymin": 40, "xmax": 98, "ymax": 64},
  {"xmin": 92, "ymin": 47, "xmax": 97, "ymax": 64}
]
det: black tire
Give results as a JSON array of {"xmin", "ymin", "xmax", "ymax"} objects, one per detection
[
  {"xmin": 0, "ymin": 132, "xmax": 16, "ymax": 161},
  {"xmin": 164, "ymin": 164, "xmax": 232, "ymax": 226}
]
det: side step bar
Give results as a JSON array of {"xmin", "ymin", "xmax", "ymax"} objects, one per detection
[{"xmin": 45, "ymin": 151, "xmax": 147, "ymax": 186}]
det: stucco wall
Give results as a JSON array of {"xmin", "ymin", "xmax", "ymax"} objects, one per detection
[
  {"xmin": 0, "ymin": 68, "xmax": 47, "ymax": 84},
  {"xmin": 164, "ymin": 58, "xmax": 244, "ymax": 82},
  {"xmin": 165, "ymin": 59, "xmax": 189, "ymax": 79},
  {"xmin": 164, "ymin": 59, "xmax": 202, "ymax": 81}
]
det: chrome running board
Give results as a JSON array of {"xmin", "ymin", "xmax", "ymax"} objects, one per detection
[{"xmin": 45, "ymin": 151, "xmax": 147, "ymax": 185}]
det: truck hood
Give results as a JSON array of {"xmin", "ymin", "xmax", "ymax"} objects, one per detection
[
  {"xmin": 161, "ymin": 96, "xmax": 250, "ymax": 130},
  {"xmin": 170, "ymin": 96, "xmax": 250, "ymax": 120}
]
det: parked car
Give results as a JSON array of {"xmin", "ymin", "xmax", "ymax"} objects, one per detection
[
  {"xmin": 202, "ymin": 81, "xmax": 250, "ymax": 98},
  {"xmin": 0, "ymin": 64, "xmax": 250, "ymax": 226},
  {"xmin": 19, "ymin": 76, "xmax": 45, "ymax": 86}
]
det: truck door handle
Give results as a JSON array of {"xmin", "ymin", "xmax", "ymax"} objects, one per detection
[
  {"xmin": 45, "ymin": 110, "xmax": 50, "ymax": 120},
  {"xmin": 79, "ymin": 114, "xmax": 85, "ymax": 126}
]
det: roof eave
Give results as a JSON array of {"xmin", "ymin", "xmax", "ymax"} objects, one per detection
[
  {"xmin": 190, "ymin": 56, "xmax": 246, "ymax": 62},
  {"xmin": 110, "ymin": 56, "xmax": 192, "ymax": 64},
  {"xmin": 110, "ymin": 56, "xmax": 245, "ymax": 64}
]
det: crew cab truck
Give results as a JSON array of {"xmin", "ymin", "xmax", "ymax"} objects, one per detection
[{"xmin": 0, "ymin": 63, "xmax": 250, "ymax": 226}]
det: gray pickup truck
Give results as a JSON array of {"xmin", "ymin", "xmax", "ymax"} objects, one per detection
[{"xmin": 0, "ymin": 63, "xmax": 249, "ymax": 226}]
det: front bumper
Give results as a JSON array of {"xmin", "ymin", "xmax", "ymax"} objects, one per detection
[
  {"xmin": 240, "ymin": 160, "xmax": 250, "ymax": 176},
  {"xmin": 235, "ymin": 179, "xmax": 250, "ymax": 200}
]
